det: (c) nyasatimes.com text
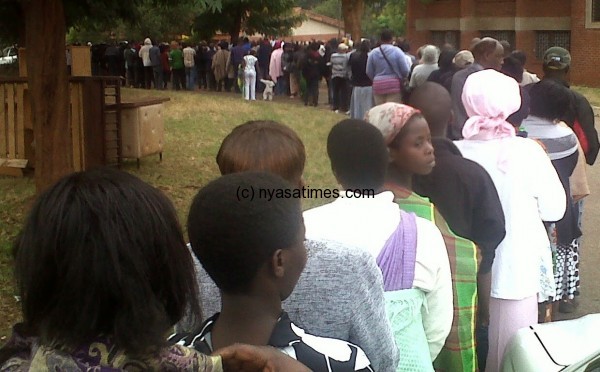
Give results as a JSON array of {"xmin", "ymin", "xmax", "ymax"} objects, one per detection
[{"xmin": 236, "ymin": 185, "xmax": 375, "ymax": 201}]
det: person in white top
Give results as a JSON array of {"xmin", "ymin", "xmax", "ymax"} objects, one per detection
[
  {"xmin": 138, "ymin": 38, "xmax": 153, "ymax": 89},
  {"xmin": 453, "ymin": 69, "xmax": 566, "ymax": 372},
  {"xmin": 409, "ymin": 45, "xmax": 439, "ymax": 89},
  {"xmin": 242, "ymin": 50, "xmax": 259, "ymax": 101},
  {"xmin": 182, "ymin": 43, "xmax": 197, "ymax": 91},
  {"xmin": 303, "ymin": 119, "xmax": 453, "ymax": 367}
]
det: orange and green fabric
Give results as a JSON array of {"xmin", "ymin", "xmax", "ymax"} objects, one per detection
[{"xmin": 386, "ymin": 183, "xmax": 479, "ymax": 372}]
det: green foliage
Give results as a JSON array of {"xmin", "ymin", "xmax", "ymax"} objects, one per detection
[
  {"xmin": 294, "ymin": 0, "xmax": 323, "ymax": 8},
  {"xmin": 312, "ymin": 0, "xmax": 341, "ymax": 19},
  {"xmin": 362, "ymin": 0, "xmax": 406, "ymax": 39},
  {"xmin": 192, "ymin": 0, "xmax": 303, "ymax": 41},
  {"xmin": 66, "ymin": 0, "xmax": 207, "ymax": 43},
  {"xmin": 0, "ymin": 1, "xmax": 21, "ymax": 45}
]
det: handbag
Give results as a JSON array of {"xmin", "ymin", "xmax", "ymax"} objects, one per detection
[{"xmin": 379, "ymin": 46, "xmax": 410, "ymax": 98}]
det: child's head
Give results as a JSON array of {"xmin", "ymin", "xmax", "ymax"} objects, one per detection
[
  {"xmin": 13, "ymin": 168, "xmax": 199, "ymax": 354},
  {"xmin": 409, "ymin": 82, "xmax": 452, "ymax": 138},
  {"xmin": 327, "ymin": 119, "xmax": 388, "ymax": 192},
  {"xmin": 216, "ymin": 121, "xmax": 306, "ymax": 187},
  {"xmin": 366, "ymin": 103, "xmax": 435, "ymax": 177},
  {"xmin": 188, "ymin": 172, "xmax": 306, "ymax": 300}
]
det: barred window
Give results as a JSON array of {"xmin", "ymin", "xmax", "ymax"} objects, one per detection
[
  {"xmin": 479, "ymin": 30, "xmax": 515, "ymax": 49},
  {"xmin": 535, "ymin": 31, "xmax": 571, "ymax": 60},
  {"xmin": 593, "ymin": 0, "xmax": 600, "ymax": 22},
  {"xmin": 431, "ymin": 31, "xmax": 460, "ymax": 50}
]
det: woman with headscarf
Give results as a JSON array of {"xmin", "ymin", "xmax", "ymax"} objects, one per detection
[
  {"xmin": 365, "ymin": 103, "xmax": 481, "ymax": 372},
  {"xmin": 454, "ymin": 69, "xmax": 566, "ymax": 372}
]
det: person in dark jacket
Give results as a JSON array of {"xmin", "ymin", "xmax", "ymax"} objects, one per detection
[
  {"xmin": 542, "ymin": 47, "xmax": 599, "ymax": 166},
  {"xmin": 427, "ymin": 48, "xmax": 457, "ymax": 92},
  {"xmin": 302, "ymin": 42, "xmax": 323, "ymax": 107},
  {"xmin": 410, "ymin": 82, "xmax": 506, "ymax": 372},
  {"xmin": 257, "ymin": 38, "xmax": 272, "ymax": 81},
  {"xmin": 348, "ymin": 40, "xmax": 373, "ymax": 119}
]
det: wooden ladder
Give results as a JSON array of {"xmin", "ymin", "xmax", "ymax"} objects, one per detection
[{"xmin": 102, "ymin": 77, "xmax": 123, "ymax": 167}]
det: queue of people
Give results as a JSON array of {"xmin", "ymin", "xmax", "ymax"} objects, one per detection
[{"xmin": 1, "ymin": 32, "xmax": 598, "ymax": 372}]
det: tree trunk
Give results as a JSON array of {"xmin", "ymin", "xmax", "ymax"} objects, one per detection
[
  {"xmin": 341, "ymin": 0, "xmax": 364, "ymax": 42},
  {"xmin": 229, "ymin": 8, "xmax": 243, "ymax": 44},
  {"xmin": 23, "ymin": 0, "xmax": 73, "ymax": 193}
]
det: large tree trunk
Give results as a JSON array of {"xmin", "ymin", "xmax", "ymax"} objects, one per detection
[
  {"xmin": 341, "ymin": 0, "xmax": 364, "ymax": 42},
  {"xmin": 23, "ymin": 0, "xmax": 73, "ymax": 193},
  {"xmin": 229, "ymin": 7, "xmax": 244, "ymax": 44}
]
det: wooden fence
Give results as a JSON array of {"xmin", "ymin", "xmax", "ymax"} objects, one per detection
[{"xmin": 0, "ymin": 77, "xmax": 121, "ymax": 176}]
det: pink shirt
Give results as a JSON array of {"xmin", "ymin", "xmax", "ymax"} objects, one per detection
[{"xmin": 269, "ymin": 48, "xmax": 284, "ymax": 81}]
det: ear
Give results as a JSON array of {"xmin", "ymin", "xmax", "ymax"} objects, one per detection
[{"xmin": 271, "ymin": 249, "xmax": 286, "ymax": 279}]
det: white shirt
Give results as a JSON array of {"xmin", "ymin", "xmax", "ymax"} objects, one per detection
[
  {"xmin": 244, "ymin": 55, "xmax": 258, "ymax": 72},
  {"xmin": 455, "ymin": 137, "xmax": 566, "ymax": 299},
  {"xmin": 139, "ymin": 44, "xmax": 152, "ymax": 67},
  {"xmin": 183, "ymin": 47, "xmax": 196, "ymax": 68},
  {"xmin": 303, "ymin": 191, "xmax": 453, "ymax": 360}
]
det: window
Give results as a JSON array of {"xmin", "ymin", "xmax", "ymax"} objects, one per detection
[
  {"xmin": 479, "ymin": 30, "xmax": 515, "ymax": 49},
  {"xmin": 431, "ymin": 31, "xmax": 460, "ymax": 49},
  {"xmin": 535, "ymin": 31, "xmax": 570, "ymax": 60},
  {"xmin": 586, "ymin": 0, "xmax": 600, "ymax": 28},
  {"xmin": 593, "ymin": 0, "xmax": 600, "ymax": 22}
]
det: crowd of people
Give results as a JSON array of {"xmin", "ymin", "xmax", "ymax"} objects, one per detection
[{"xmin": 2, "ymin": 30, "xmax": 599, "ymax": 372}]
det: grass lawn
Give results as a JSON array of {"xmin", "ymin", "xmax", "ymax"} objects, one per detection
[
  {"xmin": 0, "ymin": 88, "xmax": 343, "ymax": 341},
  {"xmin": 1, "ymin": 84, "xmax": 599, "ymax": 342}
]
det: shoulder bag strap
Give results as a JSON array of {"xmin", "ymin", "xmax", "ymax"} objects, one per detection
[{"xmin": 379, "ymin": 46, "xmax": 402, "ymax": 80}]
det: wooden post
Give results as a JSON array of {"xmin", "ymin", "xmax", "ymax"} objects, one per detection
[
  {"xmin": 18, "ymin": 48, "xmax": 27, "ymax": 78},
  {"xmin": 23, "ymin": 0, "xmax": 73, "ymax": 192},
  {"xmin": 69, "ymin": 45, "xmax": 92, "ymax": 77}
]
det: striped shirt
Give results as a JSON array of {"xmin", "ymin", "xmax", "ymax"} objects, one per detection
[
  {"xmin": 172, "ymin": 311, "xmax": 374, "ymax": 372},
  {"xmin": 385, "ymin": 184, "xmax": 479, "ymax": 372}
]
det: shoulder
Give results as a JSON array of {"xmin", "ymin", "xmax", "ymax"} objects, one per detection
[
  {"xmin": 159, "ymin": 345, "xmax": 222, "ymax": 371},
  {"xmin": 414, "ymin": 216, "xmax": 445, "ymax": 253},
  {"xmin": 305, "ymin": 239, "xmax": 379, "ymax": 277},
  {"xmin": 169, "ymin": 314, "xmax": 218, "ymax": 354}
]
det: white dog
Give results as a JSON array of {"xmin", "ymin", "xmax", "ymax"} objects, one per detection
[{"xmin": 260, "ymin": 79, "xmax": 276, "ymax": 101}]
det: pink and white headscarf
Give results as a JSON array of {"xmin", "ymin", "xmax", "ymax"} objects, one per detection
[
  {"xmin": 365, "ymin": 103, "xmax": 421, "ymax": 145},
  {"xmin": 461, "ymin": 69, "xmax": 521, "ymax": 140}
]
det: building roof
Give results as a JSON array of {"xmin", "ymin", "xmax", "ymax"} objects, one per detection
[{"xmin": 293, "ymin": 7, "xmax": 344, "ymax": 29}]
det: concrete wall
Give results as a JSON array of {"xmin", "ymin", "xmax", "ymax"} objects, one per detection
[{"xmin": 292, "ymin": 19, "xmax": 342, "ymax": 38}]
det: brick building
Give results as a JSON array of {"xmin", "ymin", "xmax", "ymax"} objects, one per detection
[{"xmin": 406, "ymin": 0, "xmax": 600, "ymax": 87}]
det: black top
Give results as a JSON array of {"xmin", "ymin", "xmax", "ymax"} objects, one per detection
[
  {"xmin": 414, "ymin": 138, "xmax": 506, "ymax": 273},
  {"xmin": 349, "ymin": 52, "xmax": 372, "ymax": 87},
  {"xmin": 302, "ymin": 51, "xmax": 324, "ymax": 81},
  {"xmin": 547, "ymin": 78, "xmax": 600, "ymax": 165},
  {"xmin": 171, "ymin": 311, "xmax": 374, "ymax": 372},
  {"xmin": 550, "ymin": 151, "xmax": 582, "ymax": 244}
]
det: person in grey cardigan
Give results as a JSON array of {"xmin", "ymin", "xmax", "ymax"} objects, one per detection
[{"xmin": 177, "ymin": 120, "xmax": 399, "ymax": 372}]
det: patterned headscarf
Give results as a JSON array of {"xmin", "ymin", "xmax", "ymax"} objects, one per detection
[
  {"xmin": 365, "ymin": 103, "xmax": 421, "ymax": 145},
  {"xmin": 461, "ymin": 69, "xmax": 521, "ymax": 140}
]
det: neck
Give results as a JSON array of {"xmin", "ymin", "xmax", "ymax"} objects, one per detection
[
  {"xmin": 387, "ymin": 164, "xmax": 413, "ymax": 191},
  {"xmin": 212, "ymin": 291, "xmax": 282, "ymax": 350}
]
